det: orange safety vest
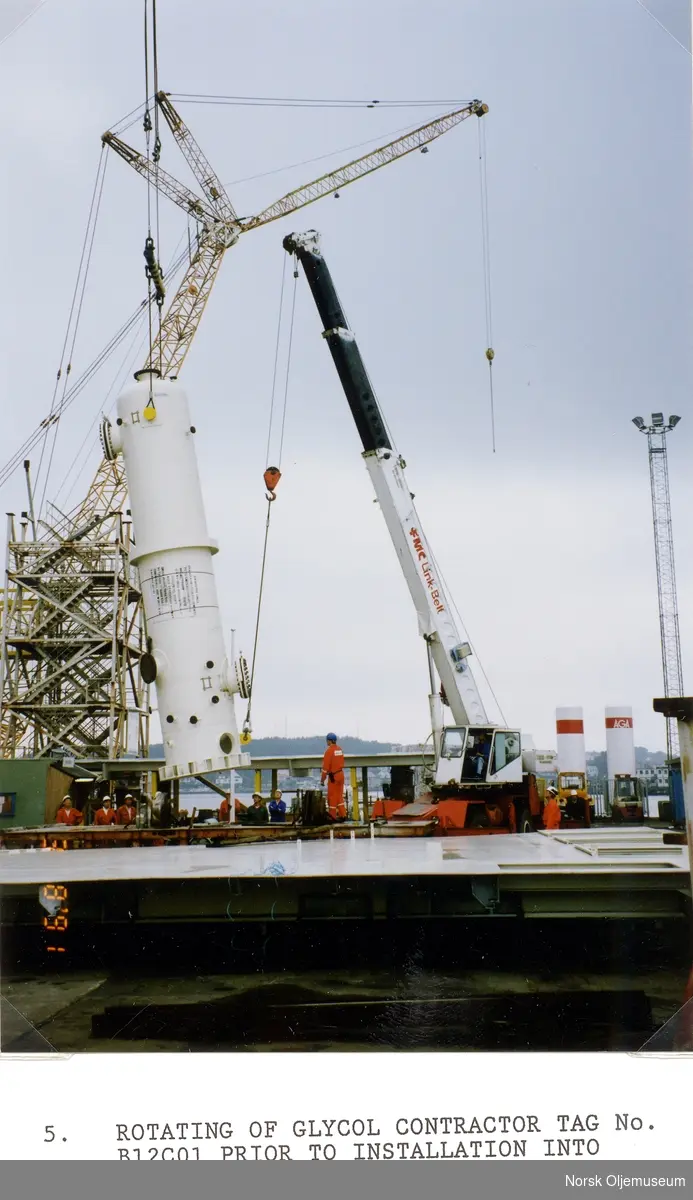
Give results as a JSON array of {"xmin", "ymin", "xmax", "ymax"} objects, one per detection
[
  {"xmin": 94, "ymin": 808, "xmax": 116, "ymax": 826},
  {"xmin": 116, "ymin": 805, "xmax": 137, "ymax": 825},
  {"xmin": 56, "ymin": 807, "xmax": 82, "ymax": 826}
]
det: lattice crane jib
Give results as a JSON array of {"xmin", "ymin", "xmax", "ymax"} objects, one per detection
[{"xmin": 102, "ymin": 93, "xmax": 487, "ymax": 385}]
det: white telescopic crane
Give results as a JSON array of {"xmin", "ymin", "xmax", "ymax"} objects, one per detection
[
  {"xmin": 285, "ymin": 231, "xmax": 528, "ymax": 807},
  {"xmin": 282, "ymin": 230, "xmax": 487, "ymax": 746}
]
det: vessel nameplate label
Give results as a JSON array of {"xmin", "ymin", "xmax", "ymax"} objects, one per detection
[{"xmin": 149, "ymin": 565, "xmax": 200, "ymax": 615}]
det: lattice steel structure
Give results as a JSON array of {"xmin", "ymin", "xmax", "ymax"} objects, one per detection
[
  {"xmin": 632, "ymin": 413, "xmax": 684, "ymax": 761},
  {"xmin": 0, "ymin": 458, "xmax": 149, "ymax": 759}
]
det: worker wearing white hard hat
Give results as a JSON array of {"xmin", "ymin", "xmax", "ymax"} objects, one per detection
[{"xmin": 56, "ymin": 795, "xmax": 83, "ymax": 826}]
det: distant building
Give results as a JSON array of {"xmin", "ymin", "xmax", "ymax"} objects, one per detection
[{"xmin": 636, "ymin": 765, "xmax": 669, "ymax": 790}]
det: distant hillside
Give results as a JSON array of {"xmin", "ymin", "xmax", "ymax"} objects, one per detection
[
  {"xmin": 148, "ymin": 735, "xmax": 397, "ymax": 759},
  {"xmin": 586, "ymin": 746, "xmax": 667, "ymax": 775}
]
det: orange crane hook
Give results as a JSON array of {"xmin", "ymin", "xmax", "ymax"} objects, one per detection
[{"xmin": 264, "ymin": 466, "xmax": 281, "ymax": 502}]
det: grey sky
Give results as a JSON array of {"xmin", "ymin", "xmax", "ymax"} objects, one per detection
[{"xmin": 0, "ymin": 0, "xmax": 691, "ymax": 752}]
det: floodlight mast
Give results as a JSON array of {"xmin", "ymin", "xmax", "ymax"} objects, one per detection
[{"xmin": 632, "ymin": 413, "xmax": 684, "ymax": 761}]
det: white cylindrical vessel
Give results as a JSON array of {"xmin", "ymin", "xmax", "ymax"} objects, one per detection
[
  {"xmin": 555, "ymin": 706, "xmax": 586, "ymax": 774},
  {"xmin": 102, "ymin": 370, "xmax": 250, "ymax": 780},
  {"xmin": 605, "ymin": 707, "xmax": 635, "ymax": 778}
]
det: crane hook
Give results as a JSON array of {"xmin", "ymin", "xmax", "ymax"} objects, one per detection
[{"xmin": 264, "ymin": 466, "xmax": 281, "ymax": 502}]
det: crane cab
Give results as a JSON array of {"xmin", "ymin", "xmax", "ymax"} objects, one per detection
[{"xmin": 434, "ymin": 726, "xmax": 523, "ymax": 787}]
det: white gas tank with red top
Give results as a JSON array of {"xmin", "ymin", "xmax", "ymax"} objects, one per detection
[{"xmin": 555, "ymin": 706, "xmax": 586, "ymax": 774}]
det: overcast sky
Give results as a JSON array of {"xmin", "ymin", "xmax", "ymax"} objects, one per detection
[{"xmin": 0, "ymin": 0, "xmax": 691, "ymax": 753}]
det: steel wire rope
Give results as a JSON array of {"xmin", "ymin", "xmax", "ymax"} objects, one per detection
[
  {"xmin": 277, "ymin": 267, "xmax": 298, "ymax": 466},
  {"xmin": 38, "ymin": 149, "xmax": 110, "ymax": 517},
  {"xmin": 111, "ymin": 101, "xmax": 450, "ymax": 141},
  {"xmin": 243, "ymin": 261, "xmax": 298, "ymax": 737},
  {"xmin": 34, "ymin": 146, "xmax": 107, "ymax": 500},
  {"xmin": 143, "ymin": 0, "xmax": 155, "ymax": 388},
  {"xmin": 53, "ymin": 313, "xmax": 151, "ymax": 508},
  {"xmin": 170, "ymin": 94, "xmax": 471, "ymax": 108},
  {"xmin": 0, "ymin": 0, "xmax": 49, "ymax": 48},
  {"xmin": 151, "ymin": 0, "xmax": 163, "ymax": 374},
  {"xmin": 53, "ymin": 229, "xmax": 188, "ymax": 507},
  {"xmin": 477, "ymin": 117, "xmax": 495, "ymax": 453},
  {"xmin": 633, "ymin": 0, "xmax": 691, "ymax": 55},
  {"xmin": 264, "ymin": 254, "xmax": 288, "ymax": 467},
  {"xmin": 0, "ymin": 242, "xmax": 190, "ymax": 495},
  {"xmin": 425, "ymin": 541, "xmax": 507, "ymax": 726}
]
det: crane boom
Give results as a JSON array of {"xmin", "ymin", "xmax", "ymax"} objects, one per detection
[
  {"xmin": 155, "ymin": 92, "xmax": 238, "ymax": 222},
  {"xmin": 41, "ymin": 97, "xmax": 488, "ymax": 589},
  {"xmin": 99, "ymin": 98, "xmax": 487, "ymax": 381},
  {"xmin": 244, "ymin": 102, "xmax": 487, "ymax": 231},
  {"xmin": 284, "ymin": 229, "xmax": 488, "ymax": 729},
  {"xmin": 101, "ymin": 131, "xmax": 216, "ymax": 223}
]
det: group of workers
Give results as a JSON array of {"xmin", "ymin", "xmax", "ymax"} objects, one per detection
[
  {"xmin": 217, "ymin": 790, "xmax": 287, "ymax": 825},
  {"xmin": 55, "ymin": 794, "xmax": 138, "ymax": 827},
  {"xmin": 216, "ymin": 734, "xmax": 348, "ymax": 826}
]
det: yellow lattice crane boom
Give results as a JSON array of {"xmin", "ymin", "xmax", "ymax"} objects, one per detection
[
  {"xmin": 74, "ymin": 93, "xmax": 486, "ymax": 521},
  {"xmin": 106, "ymin": 93, "xmax": 487, "ymax": 378}
]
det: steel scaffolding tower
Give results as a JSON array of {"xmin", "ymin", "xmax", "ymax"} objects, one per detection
[
  {"xmin": 0, "ymin": 458, "xmax": 149, "ymax": 759},
  {"xmin": 632, "ymin": 412, "xmax": 684, "ymax": 760}
]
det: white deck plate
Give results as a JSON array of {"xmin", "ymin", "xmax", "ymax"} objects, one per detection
[{"xmin": 0, "ymin": 829, "xmax": 687, "ymax": 885}]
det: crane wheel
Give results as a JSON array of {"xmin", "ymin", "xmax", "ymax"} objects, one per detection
[{"xmin": 518, "ymin": 808, "xmax": 534, "ymax": 834}]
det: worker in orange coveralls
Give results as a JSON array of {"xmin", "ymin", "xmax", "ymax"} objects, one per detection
[
  {"xmin": 55, "ymin": 796, "xmax": 83, "ymax": 826},
  {"xmin": 116, "ymin": 794, "xmax": 138, "ymax": 826},
  {"xmin": 218, "ymin": 794, "xmax": 232, "ymax": 823},
  {"xmin": 321, "ymin": 733, "xmax": 346, "ymax": 821},
  {"xmin": 543, "ymin": 786, "xmax": 561, "ymax": 830},
  {"xmin": 94, "ymin": 796, "xmax": 116, "ymax": 826}
]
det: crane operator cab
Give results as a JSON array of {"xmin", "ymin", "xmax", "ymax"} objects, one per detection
[{"xmin": 434, "ymin": 726, "xmax": 523, "ymax": 788}]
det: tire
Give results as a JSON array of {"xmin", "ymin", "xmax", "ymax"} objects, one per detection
[{"xmin": 518, "ymin": 808, "xmax": 534, "ymax": 834}]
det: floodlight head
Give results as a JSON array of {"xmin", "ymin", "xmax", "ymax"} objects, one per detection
[
  {"xmin": 632, "ymin": 417, "xmax": 646, "ymax": 430},
  {"xmin": 669, "ymin": 415, "xmax": 681, "ymax": 428},
  {"xmin": 652, "ymin": 412, "xmax": 664, "ymax": 427}
]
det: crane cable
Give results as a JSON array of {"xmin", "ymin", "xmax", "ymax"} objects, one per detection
[
  {"xmin": 143, "ymin": 0, "xmax": 153, "ymax": 375},
  {"xmin": 35, "ymin": 144, "xmax": 108, "ymax": 518},
  {"xmin": 142, "ymin": 0, "xmax": 164, "ymax": 397},
  {"xmin": 241, "ymin": 256, "xmax": 298, "ymax": 742},
  {"xmin": 478, "ymin": 117, "xmax": 496, "ymax": 452},
  {"xmin": 0, "ymin": 238, "xmax": 192, "ymax": 498},
  {"xmin": 151, "ymin": 0, "xmax": 163, "ymax": 373}
]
